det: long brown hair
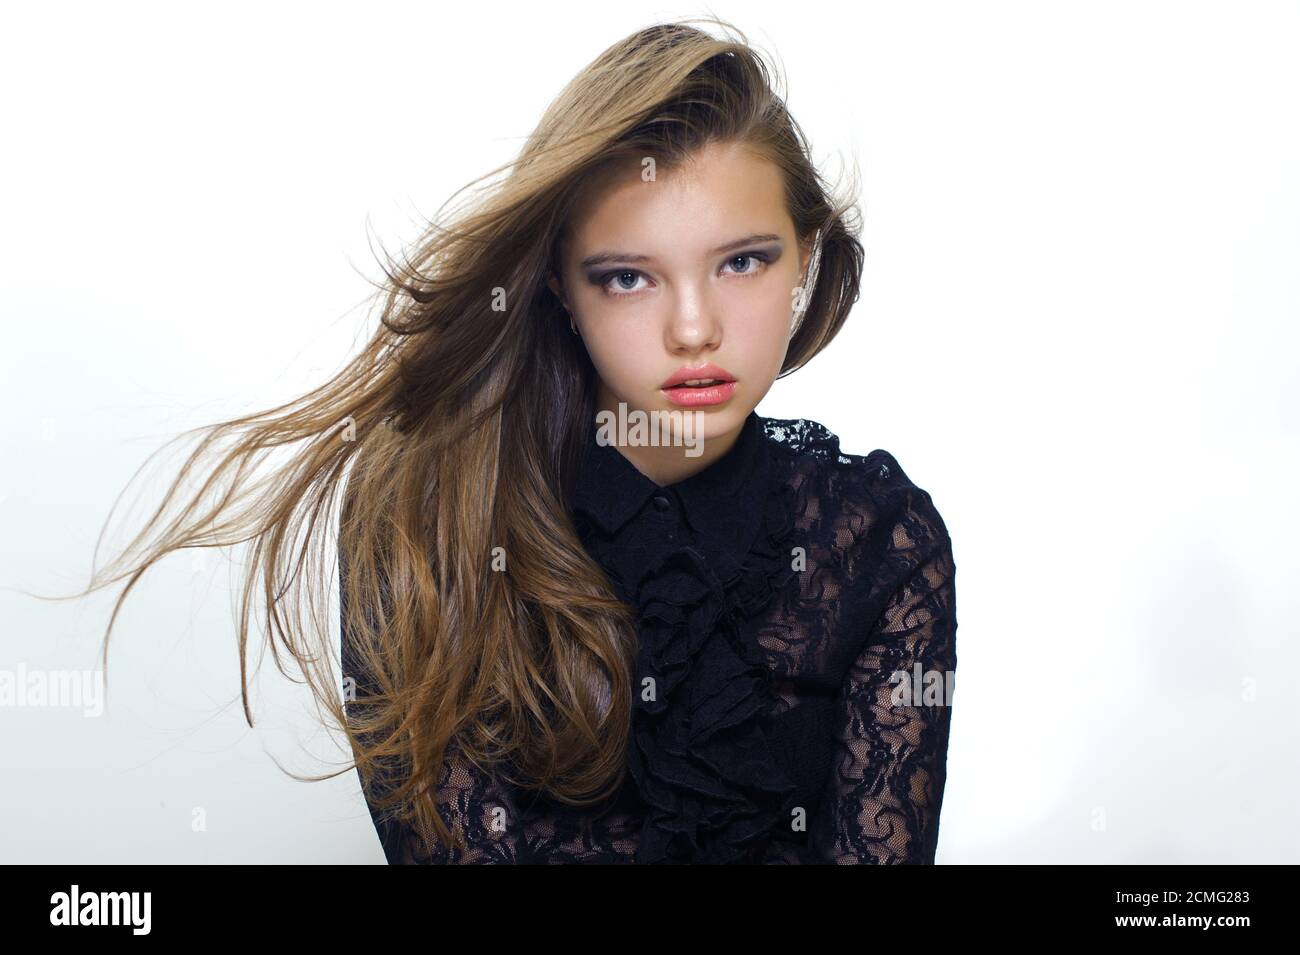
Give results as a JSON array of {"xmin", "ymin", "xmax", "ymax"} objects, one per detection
[{"xmin": 55, "ymin": 16, "xmax": 864, "ymax": 856}]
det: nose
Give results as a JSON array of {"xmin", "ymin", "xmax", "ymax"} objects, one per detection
[{"xmin": 663, "ymin": 286, "xmax": 721, "ymax": 354}]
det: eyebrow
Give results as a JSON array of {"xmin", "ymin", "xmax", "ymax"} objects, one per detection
[{"xmin": 578, "ymin": 232, "xmax": 783, "ymax": 269}]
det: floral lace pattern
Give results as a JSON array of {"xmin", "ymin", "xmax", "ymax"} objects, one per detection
[{"xmin": 342, "ymin": 413, "xmax": 957, "ymax": 863}]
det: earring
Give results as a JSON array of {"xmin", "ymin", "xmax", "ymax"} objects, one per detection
[
  {"xmin": 790, "ymin": 228, "xmax": 824, "ymax": 336},
  {"xmin": 568, "ymin": 313, "xmax": 578, "ymax": 335}
]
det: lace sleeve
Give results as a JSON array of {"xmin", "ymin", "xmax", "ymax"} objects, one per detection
[
  {"xmin": 384, "ymin": 747, "xmax": 546, "ymax": 865},
  {"xmin": 812, "ymin": 514, "xmax": 958, "ymax": 864},
  {"xmin": 351, "ymin": 726, "xmax": 643, "ymax": 864}
]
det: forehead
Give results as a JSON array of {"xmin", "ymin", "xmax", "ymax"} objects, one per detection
[{"xmin": 565, "ymin": 141, "xmax": 788, "ymax": 252}]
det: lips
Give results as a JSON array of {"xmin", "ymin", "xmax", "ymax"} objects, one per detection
[{"xmin": 658, "ymin": 362, "xmax": 738, "ymax": 408}]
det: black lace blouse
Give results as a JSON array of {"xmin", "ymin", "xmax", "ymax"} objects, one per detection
[{"xmin": 342, "ymin": 412, "xmax": 958, "ymax": 864}]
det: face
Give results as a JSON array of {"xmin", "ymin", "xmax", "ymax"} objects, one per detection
[{"xmin": 548, "ymin": 140, "xmax": 812, "ymax": 474}]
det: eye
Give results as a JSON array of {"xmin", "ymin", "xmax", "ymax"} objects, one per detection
[
  {"xmin": 600, "ymin": 270, "xmax": 649, "ymax": 296},
  {"xmin": 723, "ymin": 252, "xmax": 770, "ymax": 276}
]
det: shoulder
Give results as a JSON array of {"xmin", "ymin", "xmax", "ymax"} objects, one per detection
[{"xmin": 758, "ymin": 414, "xmax": 951, "ymax": 561}]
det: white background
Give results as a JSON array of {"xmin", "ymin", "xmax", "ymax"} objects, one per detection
[{"xmin": 2, "ymin": 1, "xmax": 1296, "ymax": 863}]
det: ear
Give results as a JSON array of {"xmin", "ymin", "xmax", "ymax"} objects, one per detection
[{"xmin": 546, "ymin": 272, "xmax": 568, "ymax": 310}]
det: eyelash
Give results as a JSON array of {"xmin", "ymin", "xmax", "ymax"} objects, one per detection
[{"xmin": 596, "ymin": 251, "xmax": 773, "ymax": 298}]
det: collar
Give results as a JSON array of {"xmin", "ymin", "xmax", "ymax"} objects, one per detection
[{"xmin": 571, "ymin": 410, "xmax": 772, "ymax": 559}]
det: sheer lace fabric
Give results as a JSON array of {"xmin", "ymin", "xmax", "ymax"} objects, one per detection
[{"xmin": 342, "ymin": 414, "xmax": 957, "ymax": 864}]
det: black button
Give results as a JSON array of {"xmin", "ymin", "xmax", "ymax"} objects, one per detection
[{"xmin": 652, "ymin": 494, "xmax": 672, "ymax": 511}]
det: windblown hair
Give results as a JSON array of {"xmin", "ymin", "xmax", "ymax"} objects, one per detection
[{"xmin": 68, "ymin": 16, "xmax": 864, "ymax": 856}]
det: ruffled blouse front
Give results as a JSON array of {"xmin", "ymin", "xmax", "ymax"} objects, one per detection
[
  {"xmin": 570, "ymin": 411, "xmax": 803, "ymax": 863},
  {"xmin": 345, "ymin": 412, "xmax": 959, "ymax": 864}
]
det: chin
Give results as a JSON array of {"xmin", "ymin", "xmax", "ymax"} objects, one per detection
[{"xmin": 682, "ymin": 401, "xmax": 749, "ymax": 440}]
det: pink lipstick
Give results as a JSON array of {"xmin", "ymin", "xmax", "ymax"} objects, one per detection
[{"xmin": 659, "ymin": 362, "xmax": 738, "ymax": 407}]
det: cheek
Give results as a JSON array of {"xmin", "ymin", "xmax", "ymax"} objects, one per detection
[
  {"xmin": 579, "ymin": 320, "xmax": 651, "ymax": 389},
  {"xmin": 729, "ymin": 285, "xmax": 796, "ymax": 366}
]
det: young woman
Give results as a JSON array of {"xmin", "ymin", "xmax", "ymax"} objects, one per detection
[{"xmin": 87, "ymin": 18, "xmax": 957, "ymax": 864}]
